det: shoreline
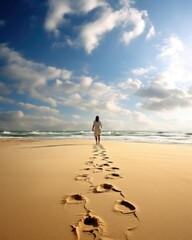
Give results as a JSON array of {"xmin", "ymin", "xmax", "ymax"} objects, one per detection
[
  {"xmin": 1, "ymin": 137, "xmax": 192, "ymax": 146},
  {"xmin": 1, "ymin": 130, "xmax": 192, "ymax": 145},
  {"xmin": 1, "ymin": 139, "xmax": 192, "ymax": 240}
]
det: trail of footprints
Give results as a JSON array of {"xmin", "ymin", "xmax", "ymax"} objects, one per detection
[{"xmin": 62, "ymin": 144, "xmax": 139, "ymax": 239}]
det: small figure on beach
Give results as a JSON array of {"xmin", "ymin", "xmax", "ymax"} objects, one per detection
[{"xmin": 92, "ymin": 116, "xmax": 102, "ymax": 144}]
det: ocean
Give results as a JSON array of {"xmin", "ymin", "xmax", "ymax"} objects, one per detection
[{"xmin": 0, "ymin": 130, "xmax": 192, "ymax": 144}]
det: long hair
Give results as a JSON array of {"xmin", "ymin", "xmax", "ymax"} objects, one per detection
[{"xmin": 95, "ymin": 116, "xmax": 99, "ymax": 122}]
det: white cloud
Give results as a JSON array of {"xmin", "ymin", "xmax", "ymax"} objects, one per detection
[
  {"xmin": 121, "ymin": 9, "xmax": 147, "ymax": 45},
  {"xmin": 72, "ymin": 114, "xmax": 81, "ymax": 119},
  {"xmin": 80, "ymin": 76, "xmax": 93, "ymax": 87},
  {"xmin": 119, "ymin": 78, "xmax": 141, "ymax": 91},
  {"xmin": 102, "ymin": 110, "xmax": 153, "ymax": 130},
  {"xmin": 133, "ymin": 36, "xmax": 192, "ymax": 113},
  {"xmin": 188, "ymin": 86, "xmax": 192, "ymax": 95},
  {"xmin": 146, "ymin": 25, "xmax": 155, "ymax": 40},
  {"xmin": 44, "ymin": 0, "xmax": 72, "ymax": 32},
  {"xmin": 45, "ymin": 0, "xmax": 105, "ymax": 32},
  {"xmin": 47, "ymin": 97, "xmax": 58, "ymax": 107},
  {"xmin": 77, "ymin": 0, "xmax": 105, "ymax": 13},
  {"xmin": 53, "ymin": 79, "xmax": 77, "ymax": 93},
  {"xmin": 1, "ymin": 35, "xmax": 192, "ymax": 131},
  {"xmin": 135, "ymin": 84, "xmax": 170, "ymax": 99},
  {"xmin": 156, "ymin": 36, "xmax": 192, "ymax": 88},
  {"xmin": 0, "ymin": 95, "xmax": 58, "ymax": 113},
  {"xmin": 139, "ymin": 95, "xmax": 192, "ymax": 111},
  {"xmin": 44, "ymin": 0, "xmax": 149, "ymax": 53},
  {"xmin": 0, "ymin": 44, "xmax": 72, "ymax": 105},
  {"xmin": 132, "ymin": 66, "xmax": 155, "ymax": 75},
  {"xmin": 56, "ymin": 77, "xmax": 130, "ymax": 115},
  {"xmin": 0, "ymin": 44, "xmax": 72, "ymax": 85},
  {"xmin": 18, "ymin": 102, "xmax": 59, "ymax": 114},
  {"xmin": 0, "ymin": 110, "xmax": 102, "ymax": 130},
  {"xmin": 105, "ymin": 99, "xmax": 129, "ymax": 114},
  {"xmin": 80, "ymin": 5, "xmax": 148, "ymax": 53},
  {"xmin": 88, "ymin": 81, "xmax": 112, "ymax": 98},
  {"xmin": 0, "ymin": 111, "xmax": 69, "ymax": 130},
  {"xmin": 130, "ymin": 111, "xmax": 153, "ymax": 126},
  {"xmin": 80, "ymin": 7, "xmax": 120, "ymax": 54},
  {"xmin": 158, "ymin": 36, "xmax": 184, "ymax": 59},
  {"xmin": 55, "ymin": 79, "xmax": 62, "ymax": 86},
  {"xmin": 60, "ymin": 68, "xmax": 72, "ymax": 79},
  {"xmin": 132, "ymin": 68, "xmax": 148, "ymax": 75},
  {"xmin": 135, "ymin": 74, "xmax": 192, "ymax": 111}
]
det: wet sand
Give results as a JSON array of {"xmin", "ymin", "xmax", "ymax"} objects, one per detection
[{"xmin": 0, "ymin": 139, "xmax": 192, "ymax": 240}]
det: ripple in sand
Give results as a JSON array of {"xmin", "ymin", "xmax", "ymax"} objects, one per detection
[
  {"xmin": 105, "ymin": 173, "xmax": 123, "ymax": 179},
  {"xmin": 114, "ymin": 200, "xmax": 136, "ymax": 214},
  {"xmin": 71, "ymin": 213, "xmax": 104, "ymax": 239}
]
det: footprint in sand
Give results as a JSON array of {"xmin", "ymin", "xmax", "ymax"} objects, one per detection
[
  {"xmin": 93, "ymin": 167, "xmax": 103, "ymax": 173},
  {"xmin": 114, "ymin": 200, "xmax": 136, "ymax": 214},
  {"xmin": 64, "ymin": 144, "xmax": 139, "ymax": 239},
  {"xmin": 100, "ymin": 153, "xmax": 108, "ymax": 158},
  {"xmin": 107, "ymin": 160, "xmax": 113, "ymax": 164},
  {"xmin": 93, "ymin": 183, "xmax": 125, "ymax": 197},
  {"xmin": 93, "ymin": 150, "xmax": 99, "ymax": 155},
  {"xmin": 85, "ymin": 160, "xmax": 94, "ymax": 166},
  {"xmin": 93, "ymin": 147, "xmax": 99, "ymax": 152},
  {"xmin": 71, "ymin": 213, "xmax": 105, "ymax": 240},
  {"xmin": 81, "ymin": 167, "xmax": 92, "ymax": 171},
  {"xmin": 106, "ymin": 167, "xmax": 120, "ymax": 172},
  {"xmin": 93, "ymin": 183, "xmax": 120, "ymax": 193},
  {"xmin": 75, "ymin": 174, "xmax": 92, "ymax": 183},
  {"xmin": 61, "ymin": 194, "xmax": 89, "ymax": 211},
  {"xmin": 102, "ymin": 156, "xmax": 110, "ymax": 161},
  {"xmin": 100, "ymin": 150, "xmax": 106, "ymax": 153},
  {"xmin": 105, "ymin": 173, "xmax": 123, "ymax": 179},
  {"xmin": 98, "ymin": 163, "xmax": 110, "ymax": 167},
  {"xmin": 61, "ymin": 194, "xmax": 87, "ymax": 205},
  {"xmin": 89, "ymin": 156, "xmax": 97, "ymax": 160},
  {"xmin": 114, "ymin": 200, "xmax": 139, "ymax": 233}
]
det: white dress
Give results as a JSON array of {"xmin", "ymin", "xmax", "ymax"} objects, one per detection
[{"xmin": 93, "ymin": 120, "xmax": 102, "ymax": 137}]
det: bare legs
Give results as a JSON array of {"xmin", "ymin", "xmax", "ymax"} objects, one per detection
[
  {"xmin": 95, "ymin": 135, "xmax": 101, "ymax": 144},
  {"xmin": 98, "ymin": 135, "xmax": 100, "ymax": 144}
]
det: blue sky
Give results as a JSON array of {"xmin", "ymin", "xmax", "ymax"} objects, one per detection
[{"xmin": 0, "ymin": 0, "xmax": 192, "ymax": 131}]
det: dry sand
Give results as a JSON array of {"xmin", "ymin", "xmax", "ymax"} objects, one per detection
[{"xmin": 0, "ymin": 139, "xmax": 192, "ymax": 240}]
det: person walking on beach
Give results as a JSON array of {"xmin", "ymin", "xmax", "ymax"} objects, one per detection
[{"xmin": 92, "ymin": 116, "xmax": 102, "ymax": 144}]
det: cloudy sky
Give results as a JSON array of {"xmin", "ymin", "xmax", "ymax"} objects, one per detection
[{"xmin": 0, "ymin": 0, "xmax": 192, "ymax": 131}]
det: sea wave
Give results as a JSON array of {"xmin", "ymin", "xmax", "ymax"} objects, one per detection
[{"xmin": 0, "ymin": 130, "xmax": 192, "ymax": 144}]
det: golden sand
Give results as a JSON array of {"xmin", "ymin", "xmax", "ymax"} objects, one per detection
[{"xmin": 0, "ymin": 139, "xmax": 192, "ymax": 240}]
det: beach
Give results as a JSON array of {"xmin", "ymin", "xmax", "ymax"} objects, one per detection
[{"xmin": 0, "ymin": 139, "xmax": 192, "ymax": 240}]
